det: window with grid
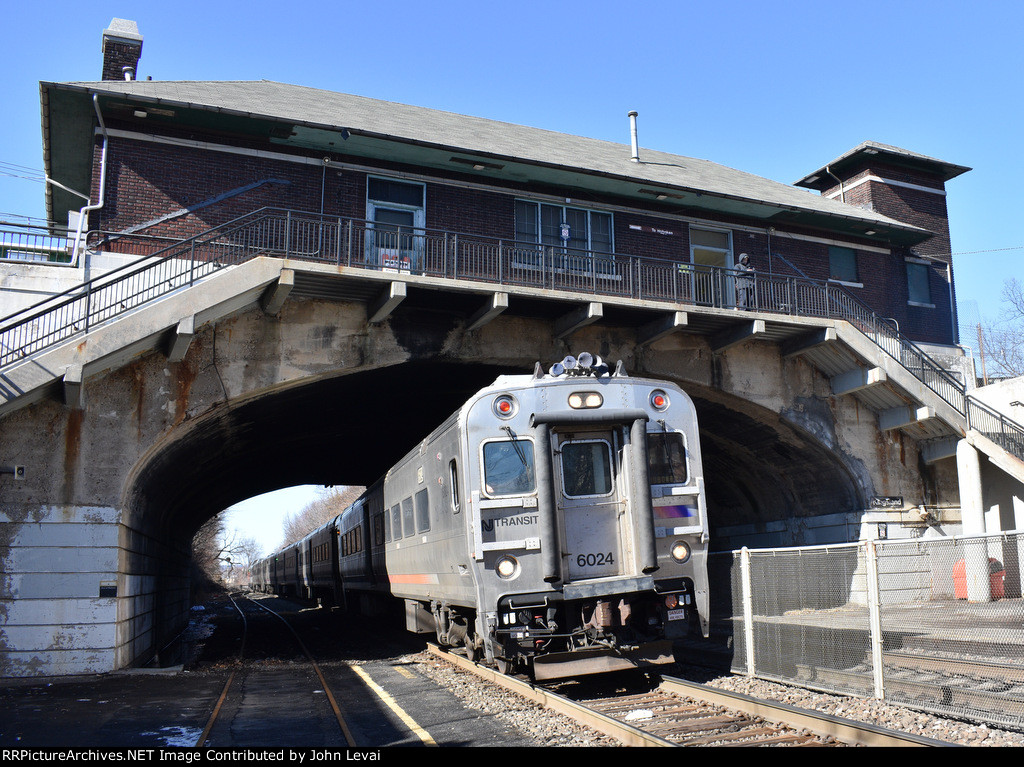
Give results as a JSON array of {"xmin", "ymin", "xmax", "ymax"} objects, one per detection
[{"xmin": 514, "ymin": 200, "xmax": 613, "ymax": 255}]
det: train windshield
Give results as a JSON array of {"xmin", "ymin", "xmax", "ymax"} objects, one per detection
[
  {"xmin": 647, "ymin": 432, "xmax": 689, "ymax": 485},
  {"xmin": 483, "ymin": 439, "xmax": 536, "ymax": 496},
  {"xmin": 560, "ymin": 439, "xmax": 614, "ymax": 497}
]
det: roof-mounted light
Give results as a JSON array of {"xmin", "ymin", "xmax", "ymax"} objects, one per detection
[{"xmin": 548, "ymin": 352, "xmax": 610, "ymax": 378}]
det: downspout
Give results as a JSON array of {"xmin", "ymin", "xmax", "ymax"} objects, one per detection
[
  {"xmin": 74, "ymin": 95, "xmax": 109, "ymax": 279},
  {"xmin": 825, "ymin": 165, "xmax": 845, "ymax": 203}
]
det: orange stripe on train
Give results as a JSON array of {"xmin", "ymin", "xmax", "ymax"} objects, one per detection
[{"xmin": 389, "ymin": 573, "xmax": 438, "ymax": 585}]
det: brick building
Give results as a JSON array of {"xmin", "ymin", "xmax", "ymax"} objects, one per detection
[{"xmin": 40, "ymin": 19, "xmax": 968, "ymax": 348}]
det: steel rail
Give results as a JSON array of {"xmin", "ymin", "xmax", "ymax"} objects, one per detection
[
  {"xmin": 196, "ymin": 593, "xmax": 248, "ymax": 747},
  {"xmin": 426, "ymin": 644, "xmax": 676, "ymax": 746},
  {"xmin": 242, "ymin": 595, "xmax": 358, "ymax": 746},
  {"xmin": 657, "ymin": 674, "xmax": 956, "ymax": 748},
  {"xmin": 427, "ymin": 644, "xmax": 954, "ymax": 747}
]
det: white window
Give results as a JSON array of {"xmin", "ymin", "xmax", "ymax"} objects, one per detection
[
  {"xmin": 689, "ymin": 227, "xmax": 734, "ymax": 305},
  {"xmin": 366, "ymin": 177, "xmax": 425, "ymax": 271},
  {"xmin": 514, "ymin": 200, "xmax": 613, "ymax": 255}
]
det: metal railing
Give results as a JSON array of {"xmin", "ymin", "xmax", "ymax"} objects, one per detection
[
  {"xmin": 0, "ymin": 207, "xmax": 1001, "ymax": 441},
  {"xmin": 711, "ymin": 532, "xmax": 1024, "ymax": 730},
  {"xmin": 966, "ymin": 395, "xmax": 1024, "ymax": 458},
  {"xmin": 0, "ymin": 210, "xmax": 274, "ymax": 366},
  {"xmin": 0, "ymin": 225, "xmax": 74, "ymax": 264}
]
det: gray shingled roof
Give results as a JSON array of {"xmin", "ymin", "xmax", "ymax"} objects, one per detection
[{"xmin": 46, "ymin": 79, "xmax": 927, "ymax": 237}]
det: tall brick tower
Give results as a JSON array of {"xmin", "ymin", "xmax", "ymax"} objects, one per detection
[{"xmin": 795, "ymin": 141, "xmax": 970, "ymax": 264}]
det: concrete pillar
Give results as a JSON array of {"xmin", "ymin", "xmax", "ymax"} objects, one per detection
[{"xmin": 956, "ymin": 439, "xmax": 992, "ymax": 601}]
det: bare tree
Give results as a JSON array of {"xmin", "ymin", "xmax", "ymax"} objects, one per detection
[
  {"xmin": 192, "ymin": 515, "xmax": 273, "ymax": 591},
  {"xmin": 191, "ymin": 515, "xmax": 228, "ymax": 597},
  {"xmin": 280, "ymin": 485, "xmax": 365, "ymax": 545},
  {"xmin": 978, "ymin": 279, "xmax": 1024, "ymax": 382}
]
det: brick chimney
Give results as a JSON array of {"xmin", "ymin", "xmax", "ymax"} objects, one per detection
[{"xmin": 101, "ymin": 18, "xmax": 143, "ymax": 81}]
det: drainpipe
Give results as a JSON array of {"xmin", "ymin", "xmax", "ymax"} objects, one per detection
[
  {"xmin": 825, "ymin": 165, "xmax": 845, "ymax": 203},
  {"xmin": 73, "ymin": 95, "xmax": 109, "ymax": 279}
]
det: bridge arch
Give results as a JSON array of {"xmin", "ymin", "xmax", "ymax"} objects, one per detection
[{"xmin": 0, "ymin": 293, "xmax": 933, "ymax": 675}]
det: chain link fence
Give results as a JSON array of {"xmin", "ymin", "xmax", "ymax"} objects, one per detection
[{"xmin": 710, "ymin": 532, "xmax": 1024, "ymax": 730}]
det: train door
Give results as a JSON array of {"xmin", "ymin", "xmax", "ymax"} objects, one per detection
[{"xmin": 552, "ymin": 428, "xmax": 630, "ymax": 581}]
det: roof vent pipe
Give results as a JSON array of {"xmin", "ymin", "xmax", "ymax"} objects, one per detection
[
  {"xmin": 629, "ymin": 111, "xmax": 639, "ymax": 162},
  {"xmin": 122, "ymin": 65, "xmax": 135, "ymax": 81}
]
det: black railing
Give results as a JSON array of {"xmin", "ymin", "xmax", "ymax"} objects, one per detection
[
  {"xmin": 0, "ymin": 207, "xmax": 1004, "ymax": 451},
  {"xmin": 965, "ymin": 396, "xmax": 1024, "ymax": 459}
]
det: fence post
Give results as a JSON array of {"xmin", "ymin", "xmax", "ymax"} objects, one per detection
[
  {"xmin": 336, "ymin": 217, "xmax": 343, "ymax": 265},
  {"xmin": 84, "ymin": 282, "xmax": 93, "ymax": 333},
  {"xmin": 740, "ymin": 547, "xmax": 755, "ymax": 676},
  {"xmin": 346, "ymin": 219, "xmax": 353, "ymax": 266},
  {"xmin": 864, "ymin": 538, "xmax": 885, "ymax": 699}
]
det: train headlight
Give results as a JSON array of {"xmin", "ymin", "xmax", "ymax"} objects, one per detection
[
  {"xmin": 650, "ymin": 389, "xmax": 670, "ymax": 411},
  {"xmin": 495, "ymin": 555, "xmax": 520, "ymax": 580},
  {"xmin": 670, "ymin": 541, "xmax": 691, "ymax": 564},
  {"xmin": 492, "ymin": 394, "xmax": 518, "ymax": 419},
  {"xmin": 568, "ymin": 391, "xmax": 603, "ymax": 409}
]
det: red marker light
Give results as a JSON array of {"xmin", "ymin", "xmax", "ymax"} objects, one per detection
[
  {"xmin": 650, "ymin": 390, "xmax": 669, "ymax": 411},
  {"xmin": 493, "ymin": 395, "xmax": 516, "ymax": 418}
]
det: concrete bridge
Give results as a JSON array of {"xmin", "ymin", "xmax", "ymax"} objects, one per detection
[{"xmin": 1, "ymin": 211, "xmax": 1022, "ymax": 676}]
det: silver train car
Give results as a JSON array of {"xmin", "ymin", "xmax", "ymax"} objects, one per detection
[{"xmin": 252, "ymin": 356, "xmax": 710, "ymax": 680}]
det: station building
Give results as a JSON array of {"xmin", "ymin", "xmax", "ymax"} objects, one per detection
[{"xmin": 35, "ymin": 20, "xmax": 967, "ymax": 354}]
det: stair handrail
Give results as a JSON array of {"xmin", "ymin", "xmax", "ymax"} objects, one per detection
[
  {"xmin": 0, "ymin": 207, "xmax": 282, "ymax": 367},
  {"xmin": 964, "ymin": 394, "xmax": 1024, "ymax": 462}
]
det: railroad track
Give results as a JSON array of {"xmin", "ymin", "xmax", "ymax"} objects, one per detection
[
  {"xmin": 196, "ymin": 593, "xmax": 359, "ymax": 747},
  {"xmin": 796, "ymin": 651, "xmax": 1024, "ymax": 729},
  {"xmin": 427, "ymin": 645, "xmax": 954, "ymax": 747}
]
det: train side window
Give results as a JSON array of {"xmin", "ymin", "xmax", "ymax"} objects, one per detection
[
  {"xmin": 391, "ymin": 504, "xmax": 402, "ymax": 541},
  {"xmin": 482, "ymin": 439, "xmax": 536, "ymax": 496},
  {"xmin": 415, "ymin": 488, "xmax": 430, "ymax": 533},
  {"xmin": 647, "ymin": 431, "xmax": 689, "ymax": 485},
  {"xmin": 560, "ymin": 439, "xmax": 614, "ymax": 497},
  {"xmin": 402, "ymin": 497, "xmax": 414, "ymax": 538},
  {"xmin": 449, "ymin": 459, "xmax": 461, "ymax": 514},
  {"xmin": 383, "ymin": 508, "xmax": 392, "ymax": 543}
]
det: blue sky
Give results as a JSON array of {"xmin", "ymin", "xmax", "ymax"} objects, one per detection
[{"xmin": 3, "ymin": 1, "xmax": 1022, "ymax": 552}]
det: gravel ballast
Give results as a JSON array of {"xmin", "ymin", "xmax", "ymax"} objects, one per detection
[{"xmin": 410, "ymin": 652, "xmax": 1024, "ymax": 747}]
